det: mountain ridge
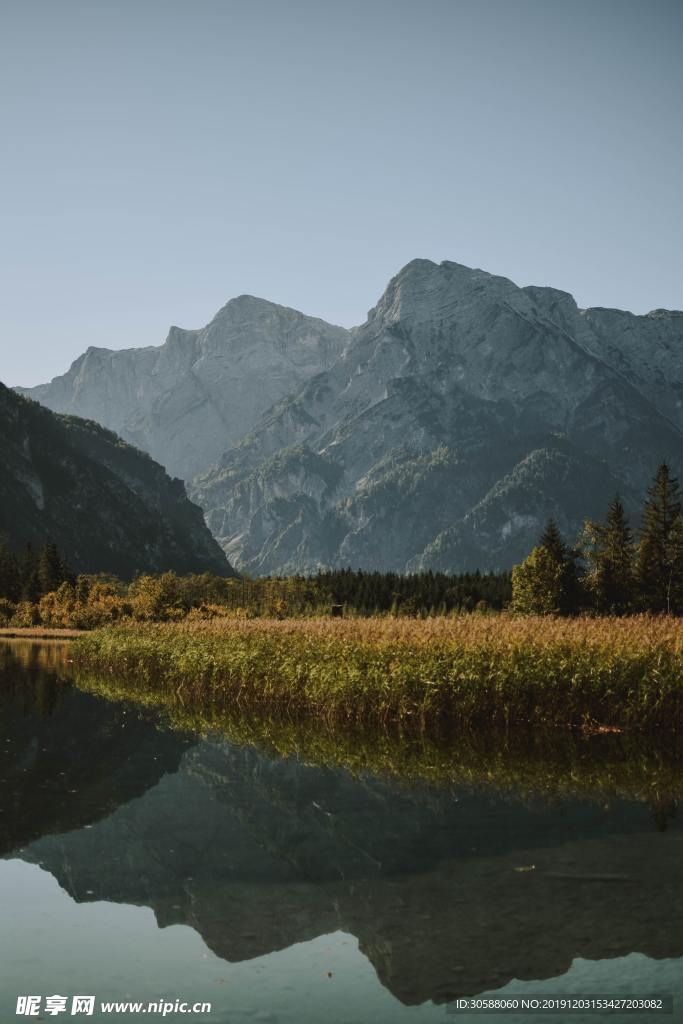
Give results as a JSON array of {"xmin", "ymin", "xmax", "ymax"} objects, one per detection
[
  {"xmin": 192, "ymin": 259, "xmax": 683, "ymax": 573},
  {"xmin": 17, "ymin": 258, "xmax": 683, "ymax": 575},
  {"xmin": 17, "ymin": 295, "xmax": 350, "ymax": 481}
]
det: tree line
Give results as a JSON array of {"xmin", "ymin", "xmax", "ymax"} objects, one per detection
[
  {"xmin": 7, "ymin": 463, "xmax": 680, "ymax": 625},
  {"xmin": 313, "ymin": 567, "xmax": 511, "ymax": 614},
  {"xmin": 512, "ymin": 463, "xmax": 683, "ymax": 615},
  {"xmin": 0, "ymin": 542, "xmax": 512, "ymax": 627}
]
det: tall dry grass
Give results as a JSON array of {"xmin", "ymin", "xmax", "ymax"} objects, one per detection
[
  {"xmin": 71, "ymin": 665, "xmax": 683, "ymax": 810},
  {"xmin": 73, "ymin": 613, "xmax": 683, "ymax": 731}
]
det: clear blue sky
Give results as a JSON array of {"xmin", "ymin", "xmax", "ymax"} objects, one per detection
[{"xmin": 2, "ymin": 0, "xmax": 681, "ymax": 386}]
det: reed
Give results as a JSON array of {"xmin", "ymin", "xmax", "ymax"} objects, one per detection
[
  {"xmin": 72, "ymin": 613, "xmax": 683, "ymax": 731},
  {"xmin": 66, "ymin": 668, "xmax": 683, "ymax": 827}
]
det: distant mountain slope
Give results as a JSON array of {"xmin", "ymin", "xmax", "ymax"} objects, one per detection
[
  {"xmin": 17, "ymin": 296, "xmax": 349, "ymax": 481},
  {"xmin": 408, "ymin": 441, "xmax": 639, "ymax": 574},
  {"xmin": 0, "ymin": 383, "xmax": 233, "ymax": 577},
  {"xmin": 191, "ymin": 260, "xmax": 683, "ymax": 574}
]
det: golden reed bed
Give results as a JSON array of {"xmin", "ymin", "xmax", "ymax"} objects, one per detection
[{"xmin": 72, "ymin": 613, "xmax": 683, "ymax": 732}]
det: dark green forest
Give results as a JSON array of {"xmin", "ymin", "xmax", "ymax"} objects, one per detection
[
  {"xmin": 513, "ymin": 463, "xmax": 683, "ymax": 615},
  {"xmin": 0, "ymin": 535, "xmax": 511, "ymax": 624},
  {"xmin": 0, "ymin": 540, "xmax": 74, "ymax": 605}
]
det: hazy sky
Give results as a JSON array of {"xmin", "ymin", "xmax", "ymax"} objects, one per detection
[{"xmin": 1, "ymin": 0, "xmax": 681, "ymax": 387}]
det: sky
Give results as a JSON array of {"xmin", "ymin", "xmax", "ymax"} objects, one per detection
[{"xmin": 1, "ymin": 0, "xmax": 681, "ymax": 387}]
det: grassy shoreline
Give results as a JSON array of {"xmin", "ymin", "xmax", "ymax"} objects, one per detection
[
  {"xmin": 0, "ymin": 626, "xmax": 87, "ymax": 639},
  {"xmin": 67, "ymin": 666, "xmax": 683, "ymax": 809},
  {"xmin": 73, "ymin": 614, "xmax": 683, "ymax": 731}
]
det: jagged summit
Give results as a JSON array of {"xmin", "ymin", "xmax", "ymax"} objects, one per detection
[
  {"xmin": 369, "ymin": 258, "xmax": 518, "ymax": 327},
  {"xmin": 189, "ymin": 260, "xmax": 683, "ymax": 574},
  {"xmin": 16, "ymin": 258, "xmax": 683, "ymax": 574},
  {"xmin": 18, "ymin": 297, "xmax": 349, "ymax": 480},
  {"xmin": 210, "ymin": 292, "xmax": 334, "ymax": 322}
]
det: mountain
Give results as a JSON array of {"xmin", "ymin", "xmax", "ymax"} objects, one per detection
[
  {"xmin": 191, "ymin": 260, "xmax": 683, "ymax": 574},
  {"xmin": 18, "ymin": 260, "xmax": 683, "ymax": 575},
  {"xmin": 17, "ymin": 296, "xmax": 349, "ymax": 481},
  {"xmin": 0, "ymin": 383, "xmax": 232, "ymax": 576}
]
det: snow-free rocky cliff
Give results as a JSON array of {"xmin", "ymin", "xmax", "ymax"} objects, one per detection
[
  {"xmin": 20, "ymin": 260, "xmax": 683, "ymax": 574},
  {"xmin": 18, "ymin": 296, "xmax": 349, "ymax": 482}
]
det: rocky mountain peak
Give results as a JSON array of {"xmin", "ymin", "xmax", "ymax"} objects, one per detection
[
  {"xmin": 191, "ymin": 260, "xmax": 683, "ymax": 575},
  {"xmin": 16, "ymin": 258, "xmax": 683, "ymax": 576},
  {"xmin": 17, "ymin": 297, "xmax": 350, "ymax": 481},
  {"xmin": 209, "ymin": 293, "xmax": 289, "ymax": 323},
  {"xmin": 370, "ymin": 258, "xmax": 519, "ymax": 332}
]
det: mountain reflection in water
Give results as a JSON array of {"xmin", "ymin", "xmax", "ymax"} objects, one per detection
[{"xmin": 1, "ymin": 640, "xmax": 682, "ymax": 1018}]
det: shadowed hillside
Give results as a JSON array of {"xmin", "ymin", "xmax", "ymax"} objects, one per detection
[{"xmin": 0, "ymin": 383, "xmax": 234, "ymax": 577}]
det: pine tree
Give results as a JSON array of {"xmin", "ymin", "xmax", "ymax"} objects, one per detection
[
  {"xmin": 20, "ymin": 543, "xmax": 41, "ymax": 603},
  {"xmin": 637, "ymin": 463, "xmax": 683, "ymax": 612},
  {"xmin": 540, "ymin": 519, "xmax": 567, "ymax": 564},
  {"xmin": 75, "ymin": 575, "xmax": 91, "ymax": 605},
  {"xmin": 0, "ymin": 541, "xmax": 20, "ymax": 602},
  {"xmin": 38, "ymin": 541, "xmax": 68, "ymax": 595},
  {"xmin": 538, "ymin": 519, "xmax": 582, "ymax": 614},
  {"xmin": 582, "ymin": 496, "xmax": 635, "ymax": 614}
]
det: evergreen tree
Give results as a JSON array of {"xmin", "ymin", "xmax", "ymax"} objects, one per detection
[
  {"xmin": 75, "ymin": 574, "xmax": 91, "ymax": 605},
  {"xmin": 542, "ymin": 519, "xmax": 582, "ymax": 614},
  {"xmin": 38, "ymin": 540, "xmax": 69, "ymax": 595},
  {"xmin": 582, "ymin": 496, "xmax": 635, "ymax": 614},
  {"xmin": 20, "ymin": 543, "xmax": 41, "ymax": 603},
  {"xmin": 540, "ymin": 519, "xmax": 567, "ymax": 564},
  {"xmin": 637, "ymin": 463, "xmax": 683, "ymax": 612},
  {"xmin": 0, "ymin": 541, "xmax": 20, "ymax": 602}
]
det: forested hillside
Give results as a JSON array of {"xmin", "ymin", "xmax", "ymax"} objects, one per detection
[{"xmin": 0, "ymin": 383, "xmax": 233, "ymax": 577}]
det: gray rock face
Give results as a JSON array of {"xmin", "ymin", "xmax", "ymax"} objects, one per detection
[
  {"xmin": 17, "ymin": 296, "xmax": 349, "ymax": 482},
  {"xmin": 19, "ymin": 259, "xmax": 683, "ymax": 574},
  {"xmin": 192, "ymin": 260, "xmax": 683, "ymax": 573}
]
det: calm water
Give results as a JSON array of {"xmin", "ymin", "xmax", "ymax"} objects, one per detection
[{"xmin": 1, "ymin": 641, "xmax": 683, "ymax": 1023}]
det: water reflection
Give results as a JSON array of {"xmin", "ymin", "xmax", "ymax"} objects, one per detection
[
  {"xmin": 0, "ymin": 642, "xmax": 190, "ymax": 852},
  {"xmin": 1, "ymin": 641, "xmax": 683, "ymax": 1016}
]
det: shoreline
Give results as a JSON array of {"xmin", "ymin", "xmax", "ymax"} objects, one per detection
[
  {"xmin": 71, "ymin": 614, "xmax": 683, "ymax": 732},
  {"xmin": 0, "ymin": 627, "xmax": 88, "ymax": 640}
]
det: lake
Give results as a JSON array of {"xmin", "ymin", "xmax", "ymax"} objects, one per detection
[{"xmin": 1, "ymin": 640, "xmax": 682, "ymax": 1023}]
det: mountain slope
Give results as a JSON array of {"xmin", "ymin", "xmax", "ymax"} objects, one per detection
[
  {"xmin": 0, "ymin": 383, "xmax": 233, "ymax": 576},
  {"xmin": 17, "ymin": 296, "xmax": 349, "ymax": 481},
  {"xmin": 409, "ymin": 441, "xmax": 639, "ymax": 574},
  {"xmin": 192, "ymin": 260, "xmax": 683, "ymax": 573},
  {"xmin": 18, "ymin": 259, "xmax": 683, "ymax": 574}
]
